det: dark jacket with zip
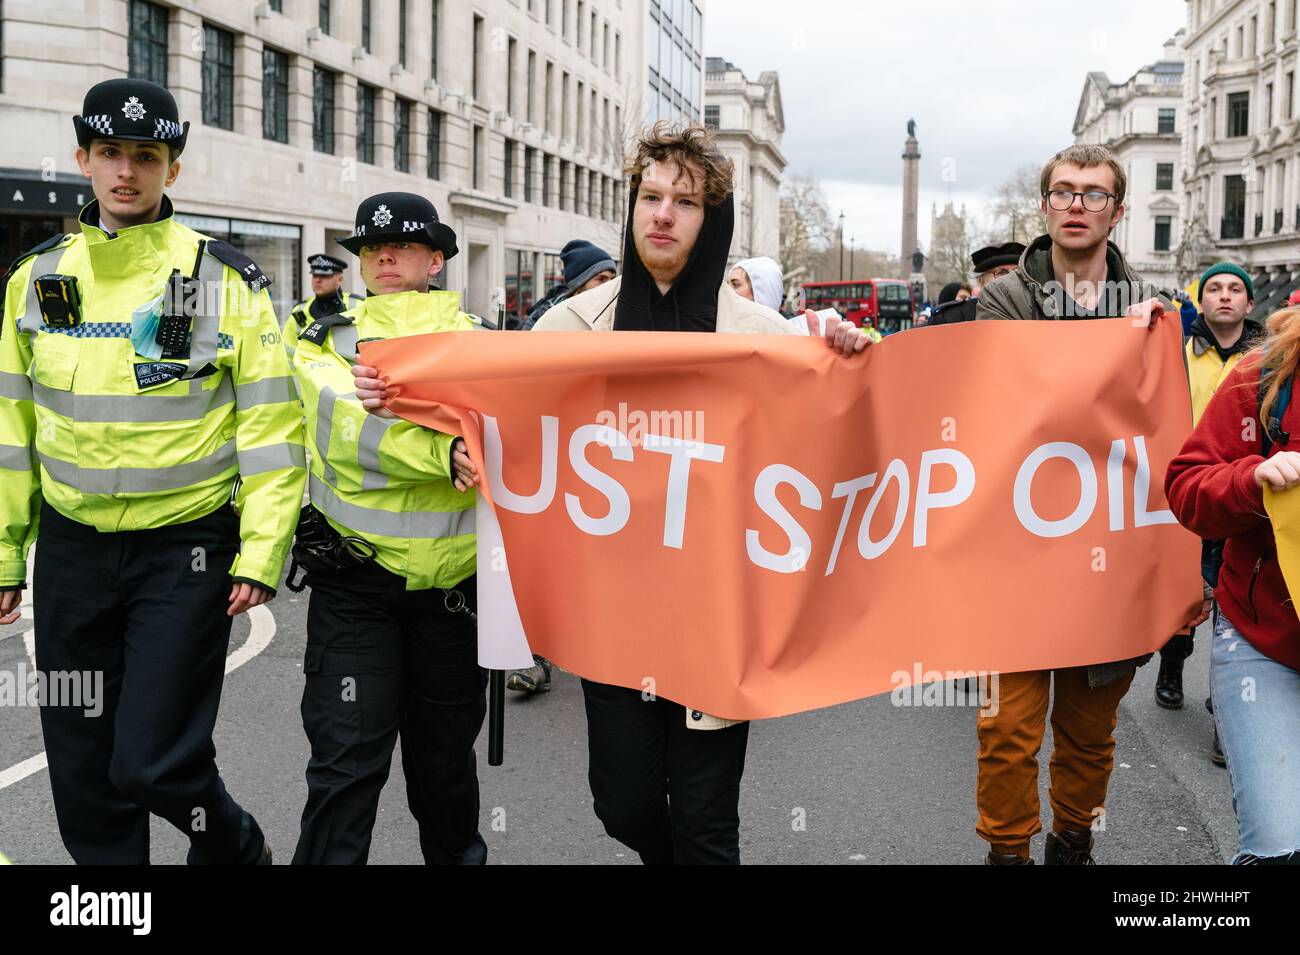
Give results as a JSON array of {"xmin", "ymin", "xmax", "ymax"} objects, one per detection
[
  {"xmin": 975, "ymin": 233, "xmax": 1170, "ymax": 322},
  {"xmin": 1166, "ymin": 352, "xmax": 1300, "ymax": 674}
]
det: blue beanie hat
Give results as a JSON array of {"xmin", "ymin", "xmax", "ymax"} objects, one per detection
[
  {"xmin": 1197, "ymin": 262, "xmax": 1254, "ymax": 303},
  {"xmin": 561, "ymin": 240, "xmax": 616, "ymax": 290}
]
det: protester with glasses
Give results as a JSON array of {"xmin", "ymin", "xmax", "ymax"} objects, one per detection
[{"xmin": 972, "ymin": 144, "xmax": 1179, "ymax": 864}]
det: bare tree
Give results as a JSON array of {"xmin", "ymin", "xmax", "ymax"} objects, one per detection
[
  {"xmin": 780, "ymin": 174, "xmax": 835, "ymax": 285},
  {"xmin": 983, "ymin": 164, "xmax": 1048, "ymax": 247}
]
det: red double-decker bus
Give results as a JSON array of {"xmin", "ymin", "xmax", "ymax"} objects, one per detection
[{"xmin": 799, "ymin": 279, "xmax": 915, "ymax": 334}]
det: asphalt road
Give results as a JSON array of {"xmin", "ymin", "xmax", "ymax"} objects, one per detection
[{"xmin": 0, "ymin": 587, "xmax": 1233, "ymax": 865}]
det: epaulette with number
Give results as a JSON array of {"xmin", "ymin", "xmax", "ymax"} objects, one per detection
[
  {"xmin": 205, "ymin": 239, "xmax": 272, "ymax": 292},
  {"xmin": 300, "ymin": 313, "xmax": 354, "ymax": 346}
]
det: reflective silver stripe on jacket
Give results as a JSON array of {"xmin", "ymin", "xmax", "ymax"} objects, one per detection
[
  {"xmin": 0, "ymin": 443, "xmax": 33, "ymax": 472},
  {"xmin": 0, "ymin": 370, "xmax": 32, "ymax": 401},
  {"xmin": 238, "ymin": 442, "xmax": 306, "ymax": 476},
  {"xmin": 31, "ymin": 376, "xmax": 235, "ymax": 423},
  {"xmin": 309, "ymin": 472, "xmax": 474, "ymax": 540},
  {"xmin": 357, "ymin": 415, "xmax": 391, "ymax": 491},
  {"xmin": 38, "ymin": 439, "xmax": 237, "ymax": 494},
  {"xmin": 313, "ymin": 386, "xmax": 352, "ymax": 486},
  {"xmin": 182, "ymin": 249, "xmax": 228, "ymax": 379},
  {"xmin": 235, "ymin": 375, "xmax": 297, "ymax": 407},
  {"xmin": 332, "ymin": 326, "xmax": 359, "ymax": 361},
  {"xmin": 18, "ymin": 248, "xmax": 72, "ymax": 336}
]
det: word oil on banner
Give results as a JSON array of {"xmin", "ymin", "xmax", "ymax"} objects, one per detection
[{"xmin": 363, "ymin": 317, "xmax": 1202, "ymax": 720}]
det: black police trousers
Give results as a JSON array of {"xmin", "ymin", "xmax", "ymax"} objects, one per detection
[
  {"xmin": 34, "ymin": 502, "xmax": 266, "ymax": 865},
  {"xmin": 292, "ymin": 564, "xmax": 486, "ymax": 865},
  {"xmin": 581, "ymin": 679, "xmax": 750, "ymax": 864}
]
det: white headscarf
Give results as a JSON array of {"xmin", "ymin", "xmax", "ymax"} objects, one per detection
[{"xmin": 735, "ymin": 256, "xmax": 785, "ymax": 313}]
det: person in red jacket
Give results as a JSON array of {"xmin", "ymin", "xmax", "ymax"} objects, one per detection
[{"xmin": 1165, "ymin": 308, "xmax": 1300, "ymax": 864}]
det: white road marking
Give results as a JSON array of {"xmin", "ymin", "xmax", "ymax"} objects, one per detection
[{"xmin": 0, "ymin": 605, "xmax": 276, "ymax": 792}]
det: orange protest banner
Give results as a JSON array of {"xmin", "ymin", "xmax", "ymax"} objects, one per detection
[{"xmin": 362, "ymin": 316, "xmax": 1202, "ymax": 721}]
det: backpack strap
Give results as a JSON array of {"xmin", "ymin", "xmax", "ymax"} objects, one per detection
[{"xmin": 1260, "ymin": 354, "xmax": 1293, "ymax": 456}]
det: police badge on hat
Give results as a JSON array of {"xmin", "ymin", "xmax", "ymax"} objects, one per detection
[
  {"xmin": 307, "ymin": 253, "xmax": 347, "ymax": 276},
  {"xmin": 336, "ymin": 192, "xmax": 459, "ymax": 260},
  {"xmin": 73, "ymin": 78, "xmax": 189, "ymax": 155}
]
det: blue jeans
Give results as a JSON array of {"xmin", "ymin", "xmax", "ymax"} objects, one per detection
[{"xmin": 1210, "ymin": 609, "xmax": 1300, "ymax": 863}]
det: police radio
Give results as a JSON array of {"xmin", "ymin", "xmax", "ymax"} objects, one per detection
[
  {"xmin": 157, "ymin": 269, "xmax": 199, "ymax": 359},
  {"xmin": 34, "ymin": 274, "xmax": 83, "ymax": 328}
]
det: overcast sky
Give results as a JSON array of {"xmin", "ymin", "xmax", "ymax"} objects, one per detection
[{"xmin": 702, "ymin": 0, "xmax": 1187, "ymax": 255}]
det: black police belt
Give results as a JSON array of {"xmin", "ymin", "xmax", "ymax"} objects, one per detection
[
  {"xmin": 285, "ymin": 503, "xmax": 378, "ymax": 592},
  {"xmin": 285, "ymin": 503, "xmax": 478, "ymax": 620}
]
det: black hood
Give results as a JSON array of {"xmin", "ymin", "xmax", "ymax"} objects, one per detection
[
  {"xmin": 613, "ymin": 188, "xmax": 734, "ymax": 332},
  {"xmin": 1187, "ymin": 311, "xmax": 1261, "ymax": 356}
]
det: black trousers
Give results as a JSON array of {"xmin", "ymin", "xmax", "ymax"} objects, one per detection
[
  {"xmin": 34, "ymin": 501, "xmax": 265, "ymax": 865},
  {"xmin": 292, "ymin": 564, "xmax": 486, "ymax": 865},
  {"xmin": 581, "ymin": 679, "xmax": 750, "ymax": 865}
]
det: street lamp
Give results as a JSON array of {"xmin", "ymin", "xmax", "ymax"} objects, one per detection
[
  {"xmin": 850, "ymin": 236, "xmax": 855, "ymax": 280},
  {"xmin": 838, "ymin": 210, "xmax": 845, "ymax": 280}
]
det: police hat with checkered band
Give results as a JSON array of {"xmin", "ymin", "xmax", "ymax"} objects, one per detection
[
  {"xmin": 336, "ymin": 191, "xmax": 458, "ymax": 260},
  {"xmin": 307, "ymin": 253, "xmax": 348, "ymax": 276},
  {"xmin": 73, "ymin": 78, "xmax": 189, "ymax": 155}
]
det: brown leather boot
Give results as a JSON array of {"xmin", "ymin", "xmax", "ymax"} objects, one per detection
[
  {"xmin": 985, "ymin": 849, "xmax": 1034, "ymax": 865},
  {"xmin": 1044, "ymin": 828, "xmax": 1096, "ymax": 865}
]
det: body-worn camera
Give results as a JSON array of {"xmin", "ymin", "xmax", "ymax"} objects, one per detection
[{"xmin": 34, "ymin": 274, "xmax": 82, "ymax": 328}]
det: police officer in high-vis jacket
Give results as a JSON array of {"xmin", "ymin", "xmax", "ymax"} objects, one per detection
[
  {"xmin": 284, "ymin": 253, "xmax": 363, "ymax": 360},
  {"xmin": 0, "ymin": 79, "xmax": 306, "ymax": 864},
  {"xmin": 288, "ymin": 192, "xmax": 485, "ymax": 865}
]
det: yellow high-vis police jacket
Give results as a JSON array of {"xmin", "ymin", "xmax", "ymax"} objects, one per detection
[
  {"xmin": 0, "ymin": 198, "xmax": 307, "ymax": 590},
  {"xmin": 284, "ymin": 291, "xmax": 364, "ymax": 361},
  {"xmin": 290, "ymin": 288, "xmax": 477, "ymax": 591}
]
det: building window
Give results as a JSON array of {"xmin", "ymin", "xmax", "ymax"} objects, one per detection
[
  {"xmin": 1154, "ymin": 216, "xmax": 1172, "ymax": 252},
  {"xmin": 504, "ymin": 139, "xmax": 516, "ymax": 198},
  {"xmin": 1223, "ymin": 173, "xmax": 1246, "ymax": 238},
  {"xmin": 1228, "ymin": 91, "xmax": 1250, "ymax": 137},
  {"xmin": 262, "ymin": 48, "xmax": 290, "ymax": 144},
  {"xmin": 473, "ymin": 125, "xmax": 483, "ymax": 190},
  {"xmin": 577, "ymin": 1, "xmax": 584, "ymax": 52},
  {"xmin": 507, "ymin": 38, "xmax": 518, "ymax": 116},
  {"xmin": 545, "ymin": 62, "xmax": 554, "ymax": 132},
  {"xmin": 560, "ymin": 159, "xmax": 570, "ymax": 210},
  {"xmin": 1156, "ymin": 162, "xmax": 1174, "ymax": 191},
  {"xmin": 505, "ymin": 248, "xmax": 535, "ymax": 326},
  {"xmin": 313, "ymin": 67, "xmax": 336, "ymax": 154},
  {"xmin": 361, "ymin": 0, "xmax": 371, "ymax": 51},
  {"xmin": 394, "ymin": 98, "xmax": 411, "ymax": 172},
  {"xmin": 587, "ymin": 170, "xmax": 596, "ymax": 216},
  {"xmin": 562, "ymin": 71, "xmax": 570, "ymax": 139},
  {"xmin": 201, "ymin": 24, "xmax": 234, "ymax": 131},
  {"xmin": 543, "ymin": 155, "xmax": 553, "ymax": 207},
  {"xmin": 562, "ymin": 0, "xmax": 570, "ymax": 40},
  {"xmin": 576, "ymin": 80, "xmax": 585, "ymax": 144},
  {"xmin": 128, "ymin": 0, "xmax": 168, "ymax": 86},
  {"xmin": 527, "ymin": 51, "xmax": 537, "ymax": 123},
  {"xmin": 704, "ymin": 105, "xmax": 719, "ymax": 129},
  {"xmin": 472, "ymin": 15, "xmax": 484, "ymax": 101},
  {"xmin": 356, "ymin": 83, "xmax": 376, "ymax": 164},
  {"xmin": 427, "ymin": 109, "xmax": 443, "ymax": 179},
  {"xmin": 399, "ymin": 0, "xmax": 408, "ymax": 67},
  {"xmin": 319, "ymin": 0, "xmax": 331, "ymax": 35},
  {"xmin": 615, "ymin": 31, "xmax": 622, "ymax": 76},
  {"xmin": 431, "ymin": 0, "xmax": 440, "ymax": 82},
  {"xmin": 524, "ymin": 147, "xmax": 536, "ymax": 203},
  {"xmin": 1157, "ymin": 107, "xmax": 1175, "ymax": 134},
  {"xmin": 1288, "ymin": 71, "xmax": 1295, "ymax": 118}
]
